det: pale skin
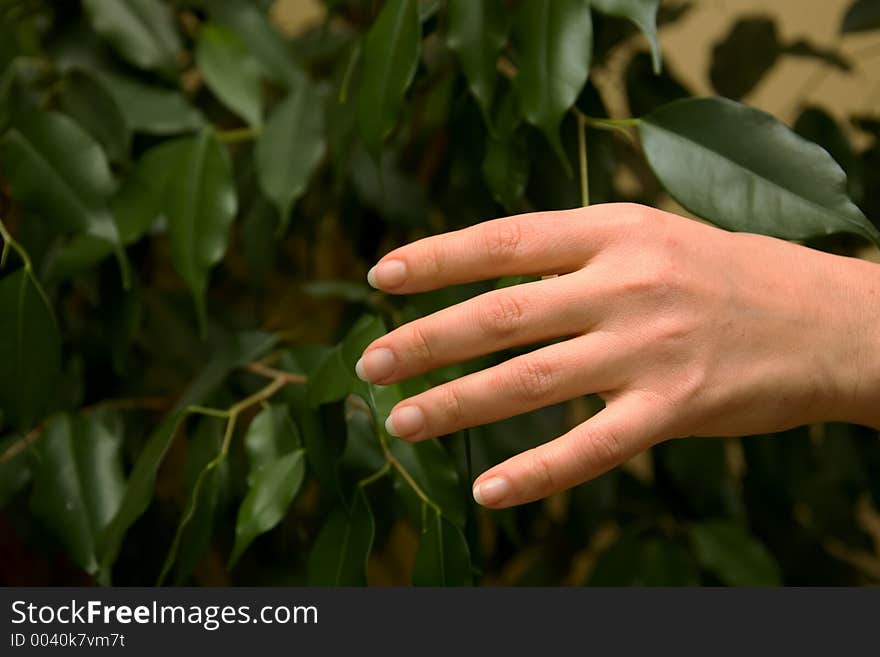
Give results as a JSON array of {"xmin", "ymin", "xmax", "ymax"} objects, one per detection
[{"xmin": 354, "ymin": 203, "xmax": 880, "ymax": 509}]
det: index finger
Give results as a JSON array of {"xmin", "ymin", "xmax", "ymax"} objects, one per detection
[{"xmin": 367, "ymin": 208, "xmax": 609, "ymax": 294}]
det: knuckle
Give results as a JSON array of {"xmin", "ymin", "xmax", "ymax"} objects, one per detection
[
  {"xmin": 524, "ymin": 448, "xmax": 556, "ymax": 495},
  {"xmin": 405, "ymin": 322, "xmax": 434, "ymax": 363},
  {"xmin": 482, "ymin": 219, "xmax": 524, "ymax": 262},
  {"xmin": 505, "ymin": 356, "xmax": 556, "ymax": 401},
  {"xmin": 437, "ymin": 382, "xmax": 465, "ymax": 426},
  {"xmin": 580, "ymin": 424, "xmax": 624, "ymax": 469},
  {"xmin": 478, "ymin": 292, "xmax": 526, "ymax": 338}
]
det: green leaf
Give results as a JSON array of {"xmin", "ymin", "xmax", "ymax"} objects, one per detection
[
  {"xmin": 243, "ymin": 404, "xmax": 301, "ymax": 485},
  {"xmin": 47, "ymin": 138, "xmax": 188, "ymax": 281},
  {"xmin": 691, "ymin": 521, "xmax": 782, "ymax": 586},
  {"xmin": 446, "ymin": 0, "xmax": 508, "ymax": 118},
  {"xmin": 82, "ymin": 0, "xmax": 181, "ymax": 75},
  {"xmin": 483, "ymin": 129, "xmax": 528, "ymax": 212},
  {"xmin": 794, "ymin": 106, "xmax": 863, "ymax": 205},
  {"xmin": 31, "ymin": 413, "xmax": 126, "ymax": 576},
  {"xmin": 98, "ymin": 72, "xmax": 205, "ymax": 135},
  {"xmin": 209, "ymin": 0, "xmax": 303, "ymax": 88},
  {"xmin": 390, "ymin": 439, "xmax": 466, "ymax": 529},
  {"xmin": 412, "ymin": 511, "xmax": 472, "ymax": 586},
  {"xmin": 307, "ymin": 348, "xmax": 353, "ymax": 408},
  {"xmin": 0, "ymin": 435, "xmax": 33, "ymax": 508},
  {"xmin": 173, "ymin": 416, "xmax": 228, "ymax": 584},
  {"xmin": 0, "ymin": 269, "xmax": 61, "ymax": 430},
  {"xmin": 639, "ymin": 97, "xmax": 880, "ymax": 245},
  {"xmin": 341, "ymin": 398, "xmax": 385, "ymax": 475},
  {"xmin": 230, "ymin": 449, "xmax": 306, "ymax": 567},
  {"xmin": 512, "ymin": 0, "xmax": 592, "ymax": 169},
  {"xmin": 100, "ymin": 331, "xmax": 276, "ymax": 577},
  {"xmin": 842, "ymin": 0, "xmax": 880, "ymax": 33},
  {"xmin": 307, "ymin": 490, "xmax": 375, "ymax": 585},
  {"xmin": 58, "ymin": 68, "xmax": 129, "ymax": 163},
  {"xmin": 196, "ymin": 23, "xmax": 263, "ymax": 128},
  {"xmin": 592, "ymin": 0, "xmax": 661, "ymax": 73},
  {"xmin": 99, "ymin": 412, "xmax": 187, "ymax": 576},
  {"xmin": 166, "ymin": 129, "xmax": 237, "ymax": 329},
  {"xmin": 255, "ymin": 79, "xmax": 325, "ymax": 230},
  {"xmin": 0, "ymin": 111, "xmax": 122, "ymax": 253},
  {"xmin": 357, "ymin": 0, "xmax": 421, "ymax": 156}
]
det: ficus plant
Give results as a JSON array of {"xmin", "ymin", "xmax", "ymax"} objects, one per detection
[{"xmin": 0, "ymin": 0, "xmax": 879, "ymax": 586}]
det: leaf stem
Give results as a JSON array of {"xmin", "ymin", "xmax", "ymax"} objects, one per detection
[
  {"xmin": 245, "ymin": 362, "xmax": 307, "ymax": 384},
  {"xmin": 576, "ymin": 111, "xmax": 589, "ymax": 207},
  {"xmin": 0, "ymin": 216, "xmax": 55, "ymax": 321},
  {"xmin": 158, "ymin": 370, "xmax": 299, "ymax": 585},
  {"xmin": 216, "ymin": 126, "xmax": 262, "ymax": 144},
  {"xmin": 380, "ymin": 440, "xmax": 443, "ymax": 516},
  {"xmin": 358, "ymin": 462, "xmax": 391, "ymax": 488},
  {"xmin": 0, "ymin": 217, "xmax": 33, "ymax": 272}
]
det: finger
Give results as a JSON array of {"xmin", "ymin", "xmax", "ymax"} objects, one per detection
[
  {"xmin": 472, "ymin": 394, "xmax": 667, "ymax": 508},
  {"xmin": 367, "ymin": 209, "xmax": 610, "ymax": 294},
  {"xmin": 383, "ymin": 333, "xmax": 622, "ymax": 441},
  {"xmin": 356, "ymin": 274, "xmax": 595, "ymax": 384}
]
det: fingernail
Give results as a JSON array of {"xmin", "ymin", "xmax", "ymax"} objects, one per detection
[
  {"xmin": 385, "ymin": 406, "xmax": 426, "ymax": 438},
  {"xmin": 355, "ymin": 348, "xmax": 396, "ymax": 382},
  {"xmin": 473, "ymin": 477, "xmax": 511, "ymax": 506},
  {"xmin": 367, "ymin": 260, "xmax": 407, "ymax": 289}
]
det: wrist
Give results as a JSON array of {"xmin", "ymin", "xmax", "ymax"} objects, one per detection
[{"xmin": 826, "ymin": 254, "xmax": 880, "ymax": 428}]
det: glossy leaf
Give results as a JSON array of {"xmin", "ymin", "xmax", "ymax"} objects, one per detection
[
  {"xmin": 0, "ymin": 111, "xmax": 122, "ymax": 250},
  {"xmin": 173, "ymin": 416, "xmax": 228, "ymax": 584},
  {"xmin": 341, "ymin": 398, "xmax": 385, "ymax": 475},
  {"xmin": 842, "ymin": 0, "xmax": 880, "ymax": 33},
  {"xmin": 243, "ymin": 404, "xmax": 301, "ymax": 485},
  {"xmin": 0, "ymin": 270, "xmax": 61, "ymax": 430},
  {"xmin": 230, "ymin": 449, "xmax": 305, "ymax": 567},
  {"xmin": 691, "ymin": 521, "xmax": 781, "ymax": 586},
  {"xmin": 47, "ymin": 139, "xmax": 188, "ymax": 281},
  {"xmin": 0, "ymin": 435, "xmax": 33, "ymax": 508},
  {"xmin": 357, "ymin": 0, "xmax": 421, "ymax": 156},
  {"xmin": 255, "ymin": 80, "xmax": 325, "ymax": 230},
  {"xmin": 412, "ymin": 511, "xmax": 472, "ymax": 586},
  {"xmin": 98, "ymin": 72, "xmax": 205, "ymax": 135},
  {"xmin": 639, "ymin": 97, "xmax": 880, "ymax": 244},
  {"xmin": 512, "ymin": 0, "xmax": 592, "ymax": 167},
  {"xmin": 82, "ymin": 0, "xmax": 181, "ymax": 74},
  {"xmin": 99, "ymin": 412, "xmax": 186, "ymax": 574},
  {"xmin": 592, "ymin": 0, "xmax": 661, "ymax": 73},
  {"xmin": 446, "ymin": 0, "xmax": 508, "ymax": 118},
  {"xmin": 209, "ymin": 0, "xmax": 303, "ymax": 88},
  {"xmin": 30, "ymin": 413, "xmax": 126, "ymax": 576},
  {"xmin": 795, "ymin": 106, "xmax": 863, "ymax": 204},
  {"xmin": 307, "ymin": 491, "xmax": 375, "ymax": 585},
  {"xmin": 390, "ymin": 439, "xmax": 466, "ymax": 529},
  {"xmin": 197, "ymin": 23, "xmax": 263, "ymax": 127},
  {"xmin": 58, "ymin": 68, "xmax": 129, "ymax": 162},
  {"xmin": 165, "ymin": 129, "xmax": 237, "ymax": 329}
]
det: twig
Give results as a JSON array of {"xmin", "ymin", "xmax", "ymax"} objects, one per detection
[{"xmin": 245, "ymin": 362, "xmax": 307, "ymax": 384}]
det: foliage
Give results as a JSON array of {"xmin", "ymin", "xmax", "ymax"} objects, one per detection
[{"xmin": 0, "ymin": 0, "xmax": 879, "ymax": 586}]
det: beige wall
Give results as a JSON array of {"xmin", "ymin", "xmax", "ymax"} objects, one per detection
[{"xmin": 658, "ymin": 0, "xmax": 880, "ymax": 143}]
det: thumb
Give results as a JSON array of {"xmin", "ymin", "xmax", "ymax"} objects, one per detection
[{"xmin": 472, "ymin": 394, "xmax": 667, "ymax": 508}]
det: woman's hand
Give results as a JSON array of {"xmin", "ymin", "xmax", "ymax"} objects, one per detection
[{"xmin": 355, "ymin": 203, "xmax": 880, "ymax": 508}]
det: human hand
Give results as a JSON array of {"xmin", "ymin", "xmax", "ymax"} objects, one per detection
[{"xmin": 355, "ymin": 203, "xmax": 880, "ymax": 508}]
